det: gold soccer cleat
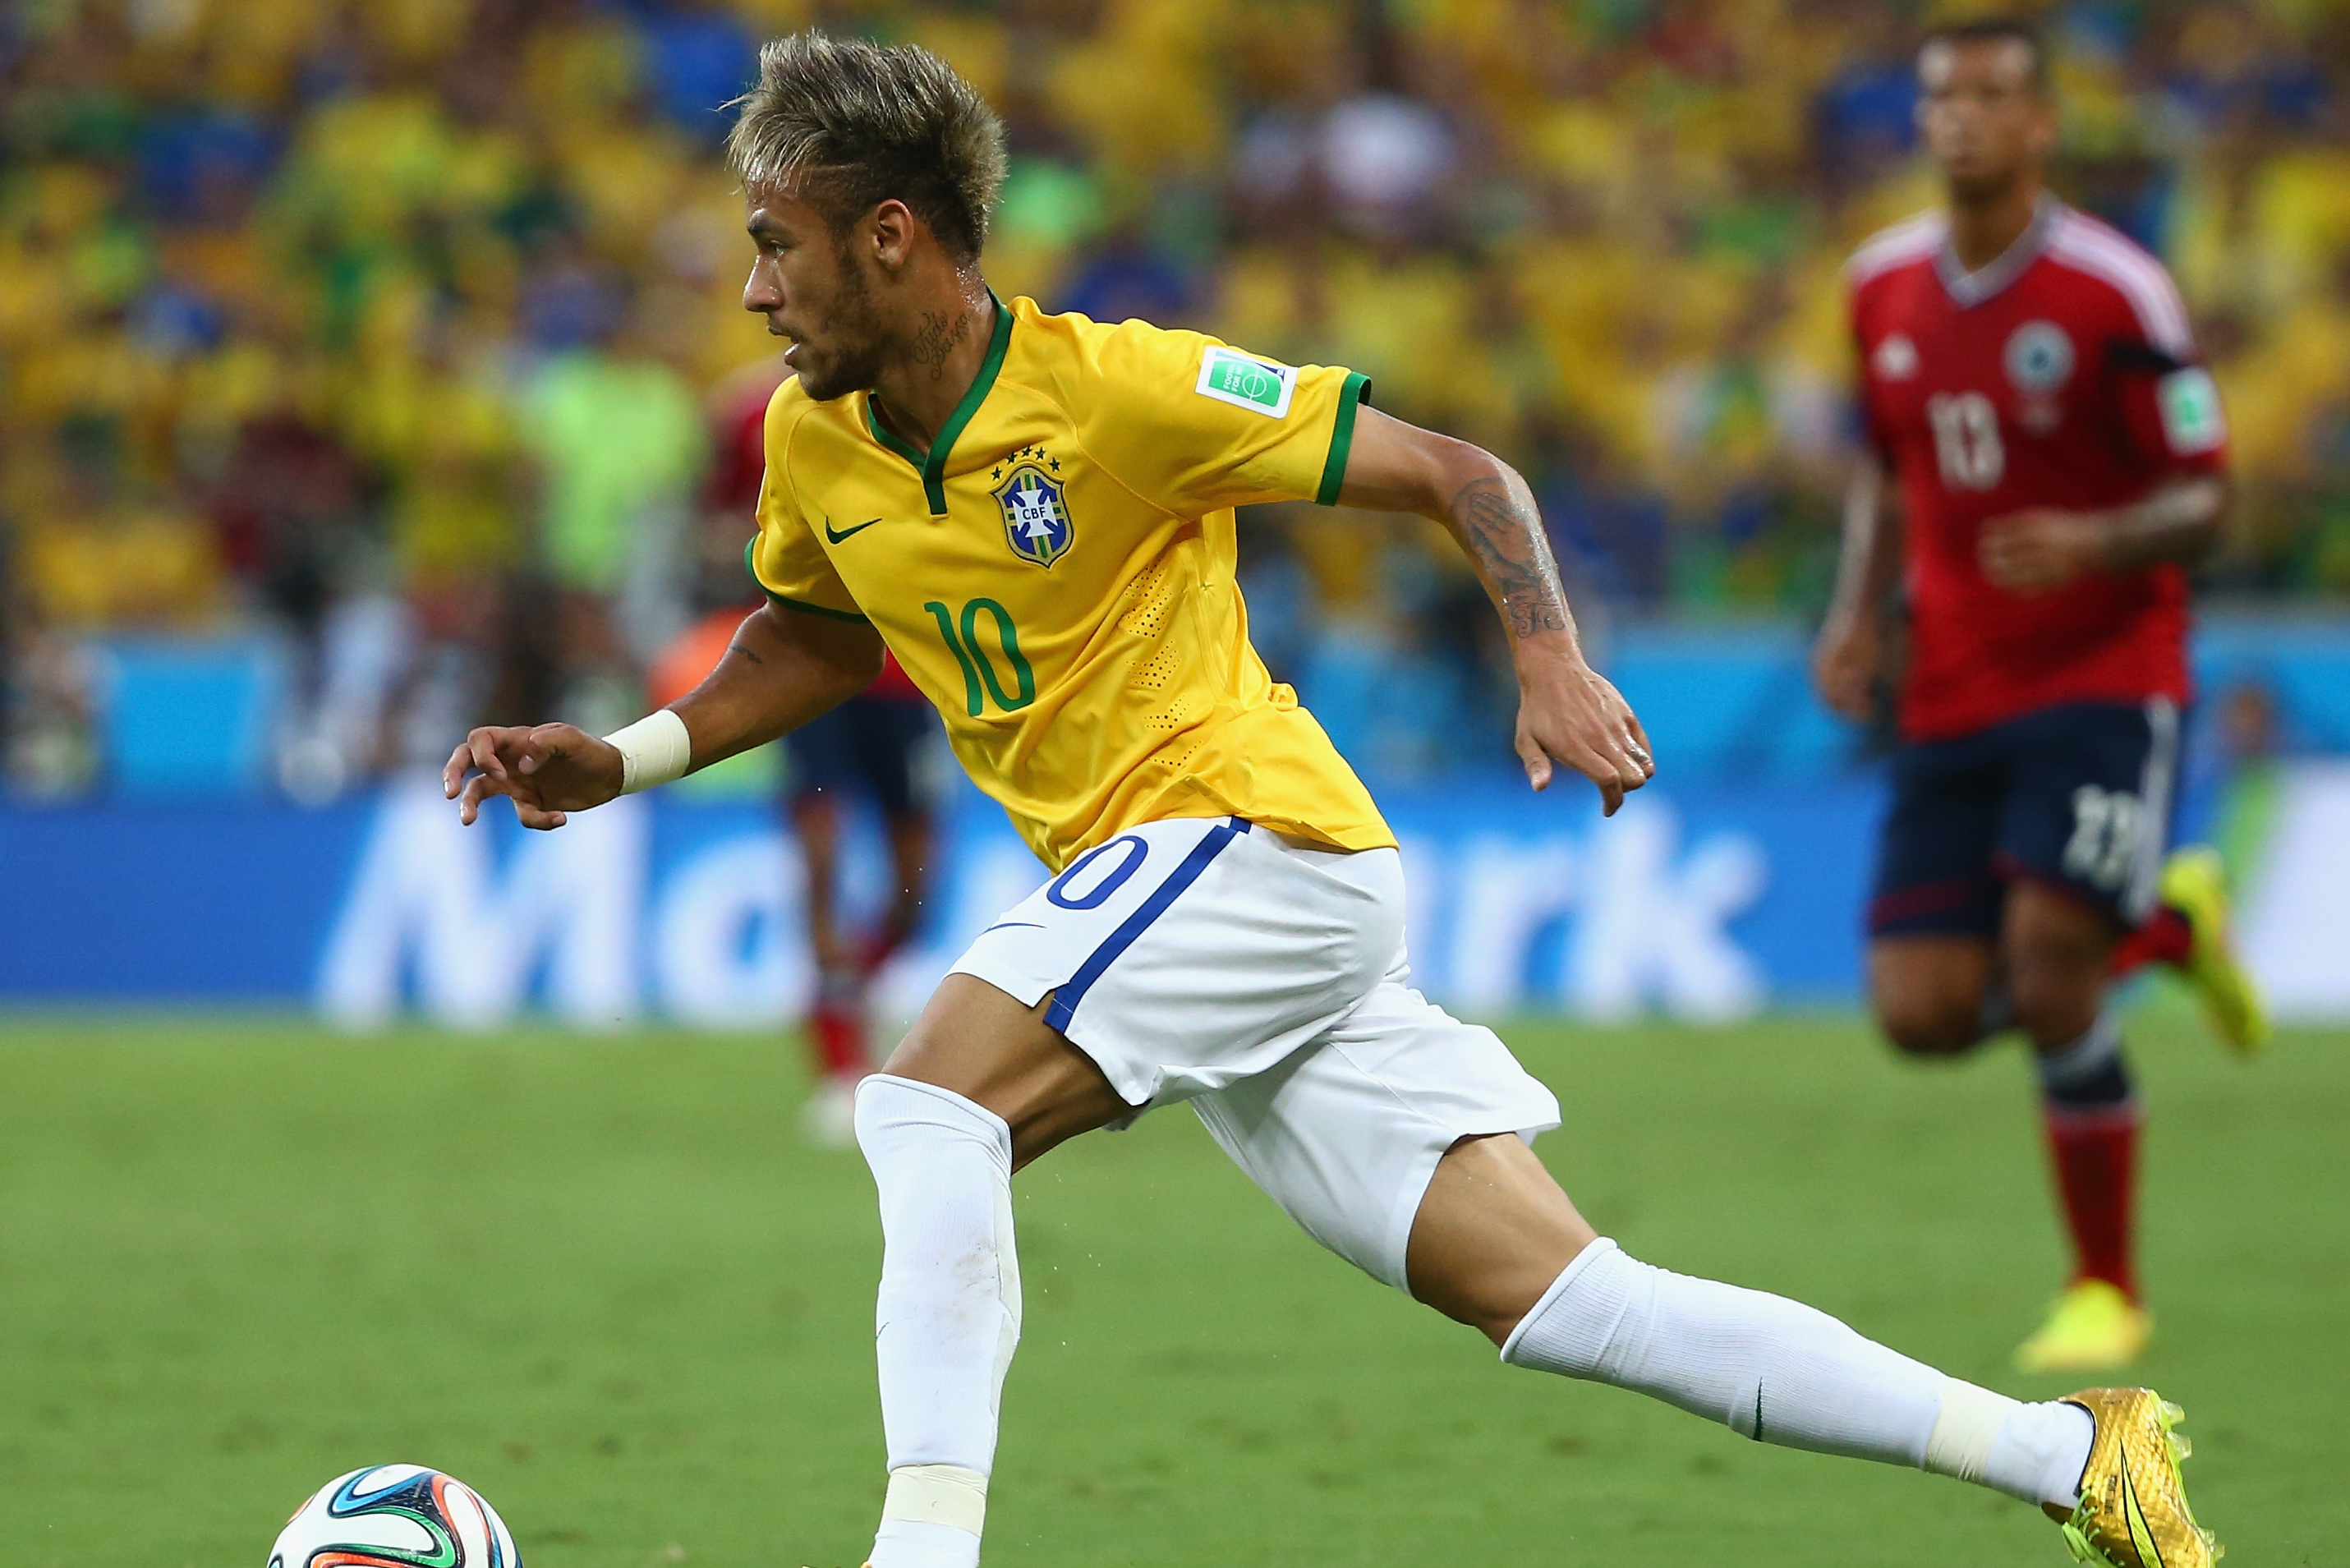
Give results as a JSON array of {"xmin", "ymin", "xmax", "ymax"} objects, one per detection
[
  {"xmin": 2158, "ymin": 846, "xmax": 2269, "ymax": 1057},
  {"xmin": 2048, "ymin": 1387, "xmax": 2220, "ymax": 1568},
  {"xmin": 2016, "ymin": 1280, "xmax": 2152, "ymax": 1374}
]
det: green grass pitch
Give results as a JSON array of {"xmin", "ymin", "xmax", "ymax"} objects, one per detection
[{"xmin": 2, "ymin": 1010, "xmax": 2342, "ymax": 1567}]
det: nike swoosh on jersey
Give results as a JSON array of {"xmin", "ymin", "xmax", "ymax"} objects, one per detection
[{"xmin": 824, "ymin": 517, "xmax": 884, "ymax": 544}]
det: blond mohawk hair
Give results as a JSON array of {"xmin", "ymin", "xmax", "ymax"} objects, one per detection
[{"xmin": 726, "ymin": 30, "xmax": 1007, "ymax": 265}]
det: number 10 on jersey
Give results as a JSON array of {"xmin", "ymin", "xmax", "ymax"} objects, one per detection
[
  {"xmin": 926, "ymin": 598, "xmax": 1037, "ymax": 715},
  {"xmin": 1928, "ymin": 391, "xmax": 2004, "ymax": 490}
]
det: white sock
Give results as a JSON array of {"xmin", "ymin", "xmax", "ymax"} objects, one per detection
[
  {"xmin": 1502, "ymin": 1239, "xmax": 1945, "ymax": 1462},
  {"xmin": 1504, "ymin": 1236, "xmax": 2097, "ymax": 1508},
  {"xmin": 855, "ymin": 1075, "xmax": 1023, "ymax": 1568},
  {"xmin": 1931, "ymin": 1383, "xmax": 2096, "ymax": 1508}
]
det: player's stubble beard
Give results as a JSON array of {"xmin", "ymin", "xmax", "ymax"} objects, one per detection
[
  {"xmin": 1944, "ymin": 157, "xmax": 2031, "ymax": 210},
  {"xmin": 792, "ymin": 237, "xmax": 893, "ymax": 403}
]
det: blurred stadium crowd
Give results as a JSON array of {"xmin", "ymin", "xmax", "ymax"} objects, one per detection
[{"xmin": 4, "ymin": 0, "xmax": 2349, "ymax": 798}]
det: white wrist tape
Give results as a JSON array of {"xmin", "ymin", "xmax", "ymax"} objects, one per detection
[
  {"xmin": 881, "ymin": 1465, "xmax": 987, "ymax": 1535},
  {"xmin": 604, "ymin": 709, "xmax": 692, "ymax": 794}
]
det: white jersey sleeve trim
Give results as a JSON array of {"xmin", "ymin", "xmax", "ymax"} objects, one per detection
[
  {"xmin": 1844, "ymin": 211, "xmax": 1948, "ymax": 288},
  {"xmin": 2047, "ymin": 212, "xmax": 2196, "ymax": 357}
]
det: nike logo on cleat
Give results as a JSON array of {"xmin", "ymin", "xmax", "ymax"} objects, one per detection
[
  {"xmin": 2120, "ymin": 1454, "xmax": 2164, "ymax": 1568},
  {"xmin": 825, "ymin": 517, "xmax": 884, "ymax": 544}
]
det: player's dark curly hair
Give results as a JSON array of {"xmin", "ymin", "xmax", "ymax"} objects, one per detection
[{"xmin": 725, "ymin": 30, "xmax": 1006, "ymax": 266}]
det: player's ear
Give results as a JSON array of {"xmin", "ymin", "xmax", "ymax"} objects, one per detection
[
  {"xmin": 2027, "ymin": 100, "xmax": 2059, "ymax": 159},
  {"xmin": 869, "ymin": 199, "xmax": 917, "ymax": 274}
]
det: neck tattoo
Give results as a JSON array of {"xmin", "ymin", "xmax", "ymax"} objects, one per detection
[{"xmin": 912, "ymin": 308, "xmax": 972, "ymax": 381}]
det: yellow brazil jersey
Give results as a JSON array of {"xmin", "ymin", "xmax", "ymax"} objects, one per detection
[{"xmin": 748, "ymin": 295, "xmax": 1394, "ymax": 872}]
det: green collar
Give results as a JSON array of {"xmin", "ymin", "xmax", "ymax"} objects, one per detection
[{"xmin": 862, "ymin": 291, "xmax": 1014, "ymax": 517}]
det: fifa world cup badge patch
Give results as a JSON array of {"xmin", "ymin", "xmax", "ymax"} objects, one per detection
[
  {"xmin": 994, "ymin": 451, "xmax": 1074, "ymax": 568},
  {"xmin": 2003, "ymin": 320, "xmax": 2075, "ymax": 393},
  {"xmin": 1196, "ymin": 346, "xmax": 1297, "ymax": 416},
  {"xmin": 2157, "ymin": 367, "xmax": 2227, "ymax": 454}
]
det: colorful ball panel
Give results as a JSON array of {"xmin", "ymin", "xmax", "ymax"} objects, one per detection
[{"xmin": 268, "ymin": 1465, "xmax": 521, "ymax": 1568}]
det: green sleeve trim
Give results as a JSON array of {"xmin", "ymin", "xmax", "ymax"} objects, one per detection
[
  {"xmin": 1315, "ymin": 371, "xmax": 1371, "ymax": 507},
  {"xmin": 862, "ymin": 291, "xmax": 1016, "ymax": 517},
  {"xmin": 766, "ymin": 592, "xmax": 872, "ymax": 624},
  {"xmin": 743, "ymin": 537, "xmax": 871, "ymax": 623}
]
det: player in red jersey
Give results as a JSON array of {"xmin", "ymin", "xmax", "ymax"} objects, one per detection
[
  {"xmin": 1814, "ymin": 17, "xmax": 2267, "ymax": 1373},
  {"xmin": 710, "ymin": 357, "xmax": 941, "ymax": 1145}
]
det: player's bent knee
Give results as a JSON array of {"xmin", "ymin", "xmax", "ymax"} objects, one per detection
[
  {"xmin": 1419, "ymin": 1235, "xmax": 1602, "ymax": 1350},
  {"xmin": 1405, "ymin": 1134, "xmax": 1598, "ymax": 1347},
  {"xmin": 1877, "ymin": 1000, "xmax": 1980, "ymax": 1057},
  {"xmin": 1865, "ymin": 937, "xmax": 1993, "ymax": 1056},
  {"xmin": 1474, "ymin": 1230, "xmax": 1602, "ymax": 1350}
]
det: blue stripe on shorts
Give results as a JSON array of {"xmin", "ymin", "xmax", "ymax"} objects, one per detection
[{"xmin": 1042, "ymin": 818, "xmax": 1252, "ymax": 1036}]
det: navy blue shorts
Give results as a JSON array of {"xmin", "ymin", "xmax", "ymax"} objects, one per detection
[
  {"xmin": 1869, "ymin": 699, "xmax": 2179, "ymax": 939},
  {"xmin": 784, "ymin": 694, "xmax": 936, "ymax": 819}
]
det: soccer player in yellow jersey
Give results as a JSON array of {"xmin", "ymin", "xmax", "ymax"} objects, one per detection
[{"xmin": 446, "ymin": 33, "xmax": 2215, "ymax": 1568}]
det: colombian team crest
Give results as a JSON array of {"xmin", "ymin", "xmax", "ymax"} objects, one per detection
[
  {"xmin": 2003, "ymin": 320, "xmax": 2075, "ymax": 393},
  {"xmin": 994, "ymin": 461, "xmax": 1074, "ymax": 568}
]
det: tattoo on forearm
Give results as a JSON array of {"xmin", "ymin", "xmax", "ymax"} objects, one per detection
[
  {"xmin": 911, "ymin": 309, "xmax": 971, "ymax": 381},
  {"xmin": 1451, "ymin": 475, "xmax": 1570, "ymax": 640}
]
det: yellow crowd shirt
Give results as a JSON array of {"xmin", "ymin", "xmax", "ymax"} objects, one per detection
[{"xmin": 748, "ymin": 295, "xmax": 1396, "ymax": 871}]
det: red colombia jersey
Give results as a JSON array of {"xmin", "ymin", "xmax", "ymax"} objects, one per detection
[
  {"xmin": 707, "ymin": 358, "xmax": 922, "ymax": 702},
  {"xmin": 1847, "ymin": 198, "xmax": 2227, "ymax": 742}
]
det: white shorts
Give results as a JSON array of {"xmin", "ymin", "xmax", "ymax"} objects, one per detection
[{"xmin": 949, "ymin": 816, "xmax": 1561, "ymax": 1291}]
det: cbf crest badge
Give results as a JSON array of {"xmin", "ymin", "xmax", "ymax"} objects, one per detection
[{"xmin": 994, "ymin": 455, "xmax": 1073, "ymax": 568}]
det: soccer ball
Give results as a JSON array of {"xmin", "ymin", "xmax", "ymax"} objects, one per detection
[{"xmin": 269, "ymin": 1465, "xmax": 521, "ymax": 1568}]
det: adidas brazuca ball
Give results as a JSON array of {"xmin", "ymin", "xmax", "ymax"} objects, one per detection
[{"xmin": 269, "ymin": 1465, "xmax": 521, "ymax": 1568}]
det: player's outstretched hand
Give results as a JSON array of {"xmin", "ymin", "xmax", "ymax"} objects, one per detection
[
  {"xmin": 1515, "ymin": 655, "xmax": 1654, "ymax": 816},
  {"xmin": 1980, "ymin": 507, "xmax": 2102, "ymax": 591},
  {"xmin": 442, "ymin": 723, "xmax": 623, "ymax": 830}
]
